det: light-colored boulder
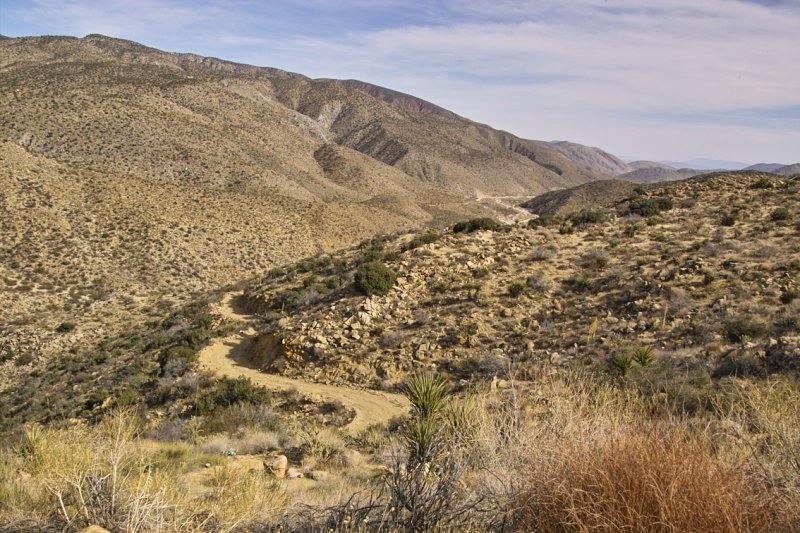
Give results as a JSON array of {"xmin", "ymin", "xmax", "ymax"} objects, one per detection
[{"xmin": 263, "ymin": 454, "xmax": 288, "ymax": 478}]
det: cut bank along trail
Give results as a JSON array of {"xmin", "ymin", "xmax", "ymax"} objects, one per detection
[{"xmin": 197, "ymin": 292, "xmax": 410, "ymax": 434}]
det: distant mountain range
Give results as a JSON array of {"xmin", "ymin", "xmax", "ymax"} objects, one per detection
[{"xmin": 552, "ymin": 143, "xmax": 799, "ymax": 182}]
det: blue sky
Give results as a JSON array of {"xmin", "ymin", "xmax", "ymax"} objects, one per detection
[{"xmin": 2, "ymin": 0, "xmax": 799, "ymax": 164}]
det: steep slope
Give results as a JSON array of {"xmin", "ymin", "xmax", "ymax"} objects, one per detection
[
  {"xmin": 548, "ymin": 140, "xmax": 631, "ymax": 177},
  {"xmin": 237, "ymin": 172, "xmax": 799, "ymax": 389},
  {"xmin": 0, "ymin": 33, "xmax": 600, "ymax": 363}
]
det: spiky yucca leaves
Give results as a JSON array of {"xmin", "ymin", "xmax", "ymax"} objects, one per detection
[
  {"xmin": 404, "ymin": 417, "xmax": 442, "ymax": 465},
  {"xmin": 611, "ymin": 353, "xmax": 635, "ymax": 376},
  {"xmin": 632, "ymin": 345, "xmax": 654, "ymax": 367},
  {"xmin": 404, "ymin": 372, "xmax": 448, "ymax": 420}
]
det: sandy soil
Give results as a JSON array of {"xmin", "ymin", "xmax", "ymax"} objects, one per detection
[{"xmin": 198, "ymin": 292, "xmax": 410, "ymax": 434}]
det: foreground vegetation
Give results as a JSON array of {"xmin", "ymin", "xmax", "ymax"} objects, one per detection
[
  {"xmin": 2, "ymin": 171, "xmax": 799, "ymax": 531},
  {"xmin": 2, "ymin": 368, "xmax": 799, "ymax": 531}
]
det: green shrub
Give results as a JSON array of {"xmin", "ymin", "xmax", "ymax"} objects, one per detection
[
  {"xmin": 507, "ymin": 281, "xmax": 526, "ymax": 297},
  {"xmin": 629, "ymin": 197, "xmax": 674, "ymax": 217},
  {"xmin": 559, "ymin": 224, "xmax": 575, "ymax": 235},
  {"xmin": 611, "ymin": 353, "xmax": 635, "ymax": 376},
  {"xmin": 472, "ymin": 267, "xmax": 490, "ymax": 279},
  {"xmin": 725, "ymin": 317, "xmax": 770, "ymax": 342},
  {"xmin": 528, "ymin": 216, "xmax": 562, "ymax": 229},
  {"xmin": 55, "ymin": 322, "xmax": 76, "ymax": 333},
  {"xmin": 771, "ymin": 207, "xmax": 791, "ymax": 221},
  {"xmin": 157, "ymin": 346, "xmax": 197, "ymax": 376},
  {"xmin": 197, "ymin": 377, "xmax": 271, "ymax": 414},
  {"xmin": 780, "ymin": 289, "xmax": 798, "ymax": 305},
  {"xmin": 749, "ymin": 177, "xmax": 774, "ymax": 190},
  {"xmin": 452, "ymin": 218, "xmax": 502, "ymax": 233},
  {"xmin": 632, "ymin": 346, "xmax": 655, "ymax": 366},
  {"xmin": 720, "ymin": 213, "xmax": 737, "ymax": 227},
  {"xmin": 354, "ymin": 262, "xmax": 396, "ymax": 296},
  {"xmin": 564, "ymin": 271, "xmax": 593, "ymax": 292},
  {"xmin": 623, "ymin": 224, "xmax": 641, "ymax": 237},
  {"xmin": 570, "ymin": 209, "xmax": 608, "ymax": 225},
  {"xmin": 403, "ymin": 231, "xmax": 442, "ymax": 251},
  {"xmin": 358, "ymin": 246, "xmax": 383, "ymax": 264}
]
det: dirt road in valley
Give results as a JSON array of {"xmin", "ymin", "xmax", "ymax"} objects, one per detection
[{"xmin": 197, "ymin": 292, "xmax": 410, "ymax": 434}]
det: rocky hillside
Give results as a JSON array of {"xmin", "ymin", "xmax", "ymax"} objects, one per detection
[
  {"xmin": 2, "ymin": 171, "xmax": 798, "ymax": 532},
  {"xmin": 521, "ymin": 179, "xmax": 640, "ymax": 216},
  {"xmin": 238, "ymin": 172, "xmax": 799, "ymax": 390},
  {"xmin": 0, "ymin": 34, "xmax": 603, "ymax": 363},
  {"xmin": 548, "ymin": 141, "xmax": 631, "ymax": 176}
]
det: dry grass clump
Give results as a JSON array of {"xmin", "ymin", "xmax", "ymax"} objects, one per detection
[
  {"xmin": 514, "ymin": 427, "xmax": 776, "ymax": 532},
  {"xmin": 0, "ymin": 411, "xmax": 286, "ymax": 531},
  {"xmin": 507, "ymin": 372, "xmax": 799, "ymax": 532}
]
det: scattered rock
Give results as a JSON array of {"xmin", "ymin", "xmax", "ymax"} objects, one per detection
[
  {"xmin": 307, "ymin": 470, "xmax": 330, "ymax": 481},
  {"xmin": 263, "ymin": 454, "xmax": 288, "ymax": 478}
]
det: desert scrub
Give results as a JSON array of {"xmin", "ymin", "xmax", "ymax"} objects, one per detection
[
  {"xmin": 196, "ymin": 376, "xmax": 272, "ymax": 414},
  {"xmin": 3, "ymin": 410, "xmax": 286, "ymax": 531},
  {"xmin": 402, "ymin": 231, "xmax": 442, "ymax": 251},
  {"xmin": 629, "ymin": 196, "xmax": 673, "ymax": 217},
  {"xmin": 452, "ymin": 217, "xmax": 502, "ymax": 233},
  {"xmin": 720, "ymin": 212, "xmax": 738, "ymax": 226},
  {"xmin": 507, "ymin": 280, "xmax": 527, "ymax": 297},
  {"xmin": 527, "ymin": 215, "xmax": 562, "ymax": 229},
  {"xmin": 354, "ymin": 261, "xmax": 396, "ymax": 296},
  {"xmin": 581, "ymin": 247, "xmax": 610, "ymax": 270},
  {"xmin": 725, "ymin": 316, "xmax": 770, "ymax": 342},
  {"xmin": 569, "ymin": 209, "xmax": 608, "ymax": 225},
  {"xmin": 771, "ymin": 207, "xmax": 791, "ymax": 221}
]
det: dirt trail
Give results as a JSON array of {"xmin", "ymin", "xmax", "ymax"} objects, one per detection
[
  {"xmin": 198, "ymin": 292, "xmax": 410, "ymax": 434},
  {"xmin": 473, "ymin": 191, "xmax": 534, "ymax": 224}
]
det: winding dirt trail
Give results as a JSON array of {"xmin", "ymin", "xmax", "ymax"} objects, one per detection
[{"xmin": 197, "ymin": 292, "xmax": 410, "ymax": 434}]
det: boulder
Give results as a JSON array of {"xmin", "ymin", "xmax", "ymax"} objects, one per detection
[{"xmin": 263, "ymin": 454, "xmax": 288, "ymax": 478}]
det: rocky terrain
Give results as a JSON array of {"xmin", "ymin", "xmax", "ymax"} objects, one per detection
[
  {"xmin": 0, "ymin": 34, "xmax": 604, "ymax": 368},
  {"xmin": 2, "ymin": 170, "xmax": 799, "ymax": 532},
  {"xmin": 2, "ymin": 33, "xmax": 800, "ymax": 532},
  {"xmin": 237, "ymin": 172, "xmax": 799, "ymax": 390}
]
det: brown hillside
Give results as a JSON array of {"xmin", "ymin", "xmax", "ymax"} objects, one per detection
[
  {"xmin": 521, "ymin": 179, "xmax": 639, "ymax": 216},
  {"xmin": 0, "ymin": 34, "xmax": 604, "ymax": 364}
]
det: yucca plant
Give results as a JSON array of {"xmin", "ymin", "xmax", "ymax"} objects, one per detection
[
  {"xmin": 611, "ymin": 353, "xmax": 635, "ymax": 377},
  {"xmin": 405, "ymin": 416, "xmax": 442, "ymax": 464},
  {"xmin": 632, "ymin": 346, "xmax": 654, "ymax": 367},
  {"xmin": 405, "ymin": 372, "xmax": 448, "ymax": 420}
]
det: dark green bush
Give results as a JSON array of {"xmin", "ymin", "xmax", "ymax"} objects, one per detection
[
  {"xmin": 354, "ymin": 262, "xmax": 396, "ymax": 296},
  {"xmin": 749, "ymin": 177, "xmax": 774, "ymax": 190},
  {"xmin": 452, "ymin": 218, "xmax": 502, "ymax": 233},
  {"xmin": 564, "ymin": 271, "xmax": 593, "ymax": 293},
  {"xmin": 403, "ymin": 231, "xmax": 442, "ymax": 251},
  {"xmin": 720, "ymin": 213, "xmax": 737, "ymax": 227},
  {"xmin": 771, "ymin": 207, "xmax": 791, "ymax": 221},
  {"xmin": 196, "ymin": 376, "xmax": 271, "ymax": 414},
  {"xmin": 527, "ymin": 216, "xmax": 562, "ymax": 229},
  {"xmin": 55, "ymin": 322, "xmax": 76, "ymax": 333},
  {"xmin": 725, "ymin": 317, "xmax": 770, "ymax": 342},
  {"xmin": 570, "ymin": 209, "xmax": 608, "ymax": 225},
  {"xmin": 158, "ymin": 346, "xmax": 197, "ymax": 376},
  {"xmin": 629, "ymin": 197, "xmax": 674, "ymax": 217},
  {"xmin": 507, "ymin": 281, "xmax": 526, "ymax": 297}
]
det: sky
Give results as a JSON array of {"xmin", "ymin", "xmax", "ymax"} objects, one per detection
[{"xmin": 2, "ymin": 0, "xmax": 799, "ymax": 165}]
